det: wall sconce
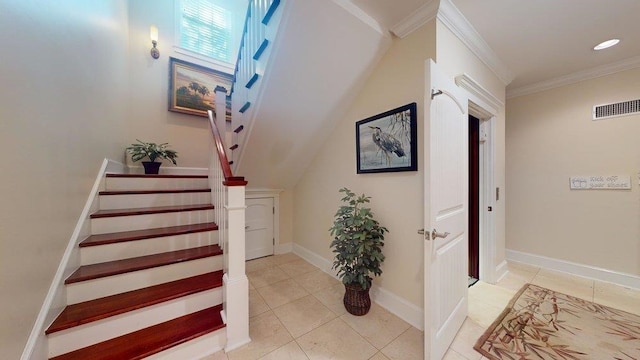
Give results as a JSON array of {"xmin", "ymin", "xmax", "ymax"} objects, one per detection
[{"xmin": 150, "ymin": 25, "xmax": 159, "ymax": 59}]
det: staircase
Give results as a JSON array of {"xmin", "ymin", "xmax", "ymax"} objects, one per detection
[{"xmin": 45, "ymin": 174, "xmax": 228, "ymax": 359}]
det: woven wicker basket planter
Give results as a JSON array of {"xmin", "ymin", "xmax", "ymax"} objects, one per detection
[{"xmin": 343, "ymin": 283, "xmax": 371, "ymax": 316}]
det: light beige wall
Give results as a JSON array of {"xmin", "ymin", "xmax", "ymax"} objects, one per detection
[
  {"xmin": 435, "ymin": 21, "xmax": 507, "ymax": 269},
  {"xmin": 293, "ymin": 22, "xmax": 437, "ymax": 307},
  {"xmin": 0, "ymin": 1, "xmax": 130, "ymax": 358},
  {"xmin": 506, "ymin": 68, "xmax": 640, "ymax": 276},
  {"xmin": 126, "ymin": 0, "xmax": 245, "ymax": 168},
  {"xmin": 279, "ymin": 189, "xmax": 294, "ymax": 246}
]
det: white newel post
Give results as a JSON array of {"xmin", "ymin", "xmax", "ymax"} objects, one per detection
[{"xmin": 223, "ymin": 185, "xmax": 250, "ymax": 351}]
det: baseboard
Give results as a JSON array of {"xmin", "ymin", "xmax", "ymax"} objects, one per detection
[
  {"xmin": 126, "ymin": 165, "xmax": 208, "ymax": 176},
  {"xmin": 506, "ymin": 249, "xmax": 640, "ymax": 290},
  {"xmin": 21, "ymin": 158, "xmax": 120, "ymax": 360},
  {"xmin": 495, "ymin": 260, "xmax": 508, "ymax": 283},
  {"xmin": 292, "ymin": 244, "xmax": 424, "ymax": 330},
  {"xmin": 274, "ymin": 242, "xmax": 293, "ymax": 255}
]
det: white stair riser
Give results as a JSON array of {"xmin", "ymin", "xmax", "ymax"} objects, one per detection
[
  {"xmin": 80, "ymin": 231, "xmax": 217, "ymax": 265},
  {"xmin": 144, "ymin": 328, "xmax": 226, "ymax": 360},
  {"xmin": 99, "ymin": 192, "xmax": 211, "ymax": 210},
  {"xmin": 48, "ymin": 288, "xmax": 222, "ymax": 358},
  {"xmin": 91, "ymin": 210, "xmax": 214, "ymax": 234},
  {"xmin": 105, "ymin": 177, "xmax": 209, "ymax": 191},
  {"xmin": 66, "ymin": 256, "xmax": 223, "ymax": 304}
]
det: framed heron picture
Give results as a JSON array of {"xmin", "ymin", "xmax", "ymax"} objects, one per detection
[{"xmin": 356, "ymin": 103, "xmax": 417, "ymax": 173}]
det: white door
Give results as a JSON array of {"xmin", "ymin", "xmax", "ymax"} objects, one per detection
[
  {"xmin": 424, "ymin": 59, "xmax": 469, "ymax": 360},
  {"xmin": 245, "ymin": 197, "xmax": 274, "ymax": 260}
]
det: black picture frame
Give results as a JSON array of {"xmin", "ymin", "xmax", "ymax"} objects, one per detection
[{"xmin": 356, "ymin": 103, "xmax": 417, "ymax": 174}]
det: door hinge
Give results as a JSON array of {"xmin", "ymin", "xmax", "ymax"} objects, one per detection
[
  {"xmin": 273, "ymin": 207, "xmax": 275, "ymax": 214},
  {"xmin": 273, "ymin": 238, "xmax": 275, "ymax": 245}
]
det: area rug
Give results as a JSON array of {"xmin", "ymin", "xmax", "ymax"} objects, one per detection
[{"xmin": 474, "ymin": 283, "xmax": 640, "ymax": 359}]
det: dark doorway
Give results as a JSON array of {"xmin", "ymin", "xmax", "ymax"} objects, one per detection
[{"xmin": 468, "ymin": 115, "xmax": 480, "ymax": 281}]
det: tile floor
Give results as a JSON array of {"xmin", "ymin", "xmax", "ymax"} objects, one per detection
[{"xmin": 205, "ymin": 253, "xmax": 640, "ymax": 360}]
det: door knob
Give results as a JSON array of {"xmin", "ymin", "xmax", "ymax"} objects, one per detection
[
  {"xmin": 431, "ymin": 229, "xmax": 450, "ymax": 240},
  {"xmin": 417, "ymin": 229, "xmax": 425, "ymax": 235}
]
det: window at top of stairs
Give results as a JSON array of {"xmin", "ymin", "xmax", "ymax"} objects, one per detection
[{"xmin": 175, "ymin": 0, "xmax": 246, "ymax": 72}]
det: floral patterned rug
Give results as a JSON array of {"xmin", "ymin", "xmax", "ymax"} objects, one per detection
[{"xmin": 474, "ymin": 283, "xmax": 640, "ymax": 359}]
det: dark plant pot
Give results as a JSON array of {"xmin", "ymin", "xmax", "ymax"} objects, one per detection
[
  {"xmin": 142, "ymin": 161, "xmax": 161, "ymax": 174},
  {"xmin": 343, "ymin": 283, "xmax": 371, "ymax": 316}
]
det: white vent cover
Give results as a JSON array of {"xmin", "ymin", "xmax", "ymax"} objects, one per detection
[{"xmin": 593, "ymin": 99, "xmax": 640, "ymax": 120}]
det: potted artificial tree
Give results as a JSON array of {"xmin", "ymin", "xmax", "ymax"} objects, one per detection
[
  {"xmin": 126, "ymin": 140, "xmax": 178, "ymax": 174},
  {"xmin": 329, "ymin": 187, "xmax": 387, "ymax": 316}
]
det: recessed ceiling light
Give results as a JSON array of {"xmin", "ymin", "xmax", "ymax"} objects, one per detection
[{"xmin": 594, "ymin": 39, "xmax": 620, "ymax": 51}]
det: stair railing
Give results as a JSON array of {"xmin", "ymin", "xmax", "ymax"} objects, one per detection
[
  {"xmin": 228, "ymin": 0, "xmax": 283, "ymax": 167},
  {"xmin": 207, "ymin": 108, "xmax": 251, "ymax": 351}
]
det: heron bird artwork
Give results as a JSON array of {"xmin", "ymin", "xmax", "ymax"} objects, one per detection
[
  {"xmin": 369, "ymin": 126, "xmax": 406, "ymax": 165},
  {"xmin": 356, "ymin": 103, "xmax": 417, "ymax": 173}
]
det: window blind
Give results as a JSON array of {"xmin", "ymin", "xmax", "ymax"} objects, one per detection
[{"xmin": 180, "ymin": 0, "xmax": 232, "ymax": 62}]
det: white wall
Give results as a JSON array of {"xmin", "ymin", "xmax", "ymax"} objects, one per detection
[
  {"xmin": 0, "ymin": 1, "xmax": 130, "ymax": 358},
  {"xmin": 506, "ymin": 67, "xmax": 640, "ymax": 277},
  {"xmin": 293, "ymin": 22, "xmax": 437, "ymax": 310},
  {"xmin": 126, "ymin": 0, "xmax": 246, "ymax": 169}
]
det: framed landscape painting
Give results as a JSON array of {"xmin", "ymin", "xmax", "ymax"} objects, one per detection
[
  {"xmin": 356, "ymin": 103, "xmax": 417, "ymax": 173},
  {"xmin": 168, "ymin": 57, "xmax": 233, "ymax": 117}
]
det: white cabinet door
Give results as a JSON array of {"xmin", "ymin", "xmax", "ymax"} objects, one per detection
[{"xmin": 245, "ymin": 197, "xmax": 274, "ymax": 260}]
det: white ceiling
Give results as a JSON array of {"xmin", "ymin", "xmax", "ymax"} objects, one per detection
[{"xmin": 350, "ymin": 0, "xmax": 640, "ymax": 94}]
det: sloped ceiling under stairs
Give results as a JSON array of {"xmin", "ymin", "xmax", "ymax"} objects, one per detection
[{"xmin": 236, "ymin": 0, "xmax": 391, "ymax": 189}]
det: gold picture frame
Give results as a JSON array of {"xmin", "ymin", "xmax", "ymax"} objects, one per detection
[{"xmin": 168, "ymin": 57, "xmax": 233, "ymax": 117}]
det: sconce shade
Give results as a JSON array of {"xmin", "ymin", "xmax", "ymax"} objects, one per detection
[{"xmin": 150, "ymin": 25, "xmax": 159, "ymax": 42}]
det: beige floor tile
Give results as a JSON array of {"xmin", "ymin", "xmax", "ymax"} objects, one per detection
[
  {"xmin": 369, "ymin": 352, "xmax": 390, "ymax": 360},
  {"xmin": 531, "ymin": 268, "xmax": 594, "ymax": 301},
  {"xmin": 469, "ymin": 281, "xmax": 516, "ymax": 310},
  {"xmin": 249, "ymin": 288, "xmax": 270, "ymax": 318},
  {"xmin": 248, "ymin": 267, "xmax": 290, "ymax": 289},
  {"xmin": 228, "ymin": 311, "xmax": 293, "ymax": 360},
  {"xmin": 593, "ymin": 280, "xmax": 640, "ymax": 316},
  {"xmin": 273, "ymin": 295, "xmax": 337, "ymax": 338},
  {"xmin": 468, "ymin": 298, "xmax": 504, "ymax": 328},
  {"xmin": 293, "ymin": 270, "xmax": 339, "ymax": 293},
  {"xmin": 380, "ymin": 326, "xmax": 424, "ymax": 360},
  {"xmin": 257, "ymin": 278, "xmax": 310, "ymax": 309},
  {"xmin": 272, "ymin": 252, "xmax": 303, "ymax": 265},
  {"xmin": 507, "ymin": 261, "xmax": 540, "ymax": 279},
  {"xmin": 311, "ymin": 283, "xmax": 348, "ymax": 316},
  {"xmin": 279, "ymin": 259, "xmax": 318, "ymax": 277},
  {"xmin": 258, "ymin": 341, "xmax": 309, "ymax": 360},
  {"xmin": 201, "ymin": 350, "xmax": 229, "ymax": 360},
  {"xmin": 247, "ymin": 256, "xmax": 278, "ymax": 273},
  {"xmin": 297, "ymin": 318, "xmax": 377, "ymax": 360},
  {"xmin": 341, "ymin": 303, "xmax": 411, "ymax": 349},
  {"xmin": 448, "ymin": 318, "xmax": 484, "ymax": 360},
  {"xmin": 442, "ymin": 349, "xmax": 468, "ymax": 360},
  {"xmin": 495, "ymin": 271, "xmax": 530, "ymax": 292}
]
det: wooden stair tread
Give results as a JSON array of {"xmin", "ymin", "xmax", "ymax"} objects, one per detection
[
  {"xmin": 47, "ymin": 271, "xmax": 223, "ymax": 334},
  {"xmin": 99, "ymin": 188, "xmax": 211, "ymax": 195},
  {"xmin": 65, "ymin": 245, "xmax": 223, "ymax": 284},
  {"xmin": 105, "ymin": 174, "xmax": 207, "ymax": 179},
  {"xmin": 49, "ymin": 305, "xmax": 224, "ymax": 360},
  {"xmin": 90, "ymin": 204, "xmax": 214, "ymax": 218},
  {"xmin": 80, "ymin": 223, "xmax": 218, "ymax": 247}
]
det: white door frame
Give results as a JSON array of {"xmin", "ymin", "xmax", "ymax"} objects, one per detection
[{"xmin": 455, "ymin": 74, "xmax": 502, "ymax": 284}]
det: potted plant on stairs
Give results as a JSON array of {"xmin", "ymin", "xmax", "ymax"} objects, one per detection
[
  {"xmin": 329, "ymin": 187, "xmax": 387, "ymax": 316},
  {"xmin": 126, "ymin": 140, "xmax": 178, "ymax": 174}
]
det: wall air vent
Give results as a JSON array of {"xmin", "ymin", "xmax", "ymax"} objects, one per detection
[{"xmin": 593, "ymin": 99, "xmax": 640, "ymax": 120}]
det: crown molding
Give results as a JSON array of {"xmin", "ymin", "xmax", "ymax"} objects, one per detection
[
  {"xmin": 390, "ymin": 0, "xmax": 439, "ymax": 38},
  {"xmin": 332, "ymin": 0, "xmax": 389, "ymax": 37},
  {"xmin": 455, "ymin": 74, "xmax": 503, "ymax": 115},
  {"xmin": 507, "ymin": 55, "xmax": 640, "ymax": 99},
  {"xmin": 437, "ymin": 0, "xmax": 514, "ymax": 86}
]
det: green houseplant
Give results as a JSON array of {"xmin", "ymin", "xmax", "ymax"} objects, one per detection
[
  {"xmin": 126, "ymin": 140, "xmax": 178, "ymax": 174},
  {"xmin": 329, "ymin": 187, "xmax": 387, "ymax": 315}
]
